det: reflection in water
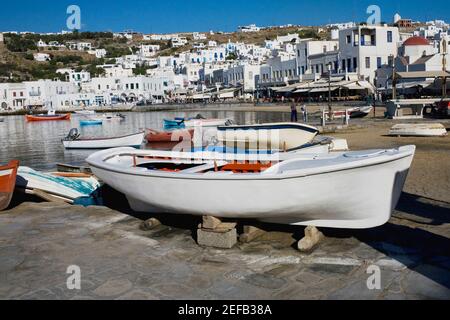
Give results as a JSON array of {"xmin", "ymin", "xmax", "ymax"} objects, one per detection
[{"xmin": 0, "ymin": 111, "xmax": 290, "ymax": 170}]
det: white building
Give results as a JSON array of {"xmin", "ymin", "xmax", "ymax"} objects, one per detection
[
  {"xmin": 0, "ymin": 33, "xmax": 4, "ymax": 43},
  {"xmin": 67, "ymin": 71, "xmax": 91, "ymax": 84},
  {"xmin": 238, "ymin": 24, "xmax": 261, "ymax": 33},
  {"xmin": 338, "ymin": 25, "xmax": 400, "ymax": 83},
  {"xmin": 171, "ymin": 36, "xmax": 188, "ymax": 47},
  {"xmin": 193, "ymin": 32, "xmax": 207, "ymax": 40},
  {"xmin": 139, "ymin": 44, "xmax": 160, "ymax": 57},
  {"xmin": 224, "ymin": 63, "xmax": 261, "ymax": 94},
  {"xmin": 100, "ymin": 64, "xmax": 134, "ymax": 78},
  {"xmin": 187, "ymin": 48, "xmax": 227, "ymax": 64},
  {"xmin": 0, "ymin": 80, "xmax": 78, "ymax": 110},
  {"xmin": 33, "ymin": 53, "xmax": 51, "ymax": 62},
  {"xmin": 67, "ymin": 41, "xmax": 92, "ymax": 51},
  {"xmin": 88, "ymin": 49, "xmax": 107, "ymax": 59},
  {"xmin": 296, "ymin": 39, "xmax": 339, "ymax": 76}
]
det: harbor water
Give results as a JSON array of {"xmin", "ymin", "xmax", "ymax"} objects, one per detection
[{"xmin": 0, "ymin": 110, "xmax": 291, "ymax": 170}]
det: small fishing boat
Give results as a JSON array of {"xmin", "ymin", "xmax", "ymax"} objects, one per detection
[
  {"xmin": 16, "ymin": 167, "xmax": 100, "ymax": 203},
  {"xmin": 62, "ymin": 128, "xmax": 145, "ymax": 149},
  {"xmin": 0, "ymin": 117, "xmax": 4, "ymax": 123},
  {"xmin": 56, "ymin": 163, "xmax": 92, "ymax": 175},
  {"xmin": 146, "ymin": 129, "xmax": 195, "ymax": 143},
  {"xmin": 164, "ymin": 119, "xmax": 185, "ymax": 127},
  {"xmin": 185, "ymin": 119, "xmax": 231, "ymax": 128},
  {"xmin": 87, "ymin": 145, "xmax": 416, "ymax": 229},
  {"xmin": 389, "ymin": 123, "xmax": 448, "ymax": 137},
  {"xmin": 26, "ymin": 113, "xmax": 71, "ymax": 122},
  {"xmin": 0, "ymin": 160, "xmax": 19, "ymax": 211},
  {"xmin": 74, "ymin": 110, "xmax": 96, "ymax": 115},
  {"xmin": 326, "ymin": 106, "xmax": 373, "ymax": 119},
  {"xmin": 217, "ymin": 123, "xmax": 319, "ymax": 150},
  {"xmin": 94, "ymin": 114, "xmax": 126, "ymax": 121},
  {"xmin": 80, "ymin": 119, "xmax": 103, "ymax": 126}
]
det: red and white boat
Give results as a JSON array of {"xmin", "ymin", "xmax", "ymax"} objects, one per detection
[
  {"xmin": 0, "ymin": 160, "xmax": 19, "ymax": 211},
  {"xmin": 25, "ymin": 114, "xmax": 71, "ymax": 122},
  {"xmin": 146, "ymin": 129, "xmax": 195, "ymax": 143}
]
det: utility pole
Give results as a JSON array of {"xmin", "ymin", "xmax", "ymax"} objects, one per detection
[
  {"xmin": 441, "ymin": 38, "xmax": 448, "ymax": 98},
  {"xmin": 391, "ymin": 55, "xmax": 397, "ymax": 100},
  {"xmin": 327, "ymin": 62, "xmax": 332, "ymax": 115}
]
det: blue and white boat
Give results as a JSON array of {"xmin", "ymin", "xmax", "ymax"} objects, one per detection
[
  {"xmin": 80, "ymin": 119, "xmax": 103, "ymax": 126},
  {"xmin": 16, "ymin": 167, "xmax": 100, "ymax": 203}
]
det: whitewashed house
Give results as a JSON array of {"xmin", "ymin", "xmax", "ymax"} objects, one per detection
[
  {"xmin": 338, "ymin": 25, "xmax": 400, "ymax": 83},
  {"xmin": 139, "ymin": 44, "xmax": 160, "ymax": 58},
  {"xmin": 33, "ymin": 53, "xmax": 51, "ymax": 62},
  {"xmin": 296, "ymin": 39, "xmax": 339, "ymax": 76}
]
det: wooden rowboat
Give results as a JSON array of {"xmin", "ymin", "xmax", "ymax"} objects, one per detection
[
  {"xmin": 0, "ymin": 160, "xmax": 19, "ymax": 211},
  {"xmin": 25, "ymin": 114, "xmax": 71, "ymax": 122},
  {"xmin": 146, "ymin": 129, "xmax": 194, "ymax": 143}
]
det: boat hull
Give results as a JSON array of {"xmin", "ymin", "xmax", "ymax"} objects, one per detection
[
  {"xmin": 80, "ymin": 120, "xmax": 102, "ymax": 126},
  {"xmin": 146, "ymin": 129, "xmax": 194, "ymax": 143},
  {"xmin": 0, "ymin": 161, "xmax": 19, "ymax": 211},
  {"xmin": 389, "ymin": 124, "xmax": 448, "ymax": 137},
  {"xmin": 217, "ymin": 123, "xmax": 319, "ymax": 150},
  {"xmin": 88, "ymin": 146, "xmax": 415, "ymax": 229},
  {"xmin": 26, "ymin": 114, "xmax": 71, "ymax": 122},
  {"xmin": 63, "ymin": 132, "xmax": 145, "ymax": 149}
]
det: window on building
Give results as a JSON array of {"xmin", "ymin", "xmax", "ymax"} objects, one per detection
[
  {"xmin": 387, "ymin": 31, "xmax": 393, "ymax": 43},
  {"xmin": 377, "ymin": 57, "xmax": 382, "ymax": 68},
  {"xmin": 346, "ymin": 35, "xmax": 351, "ymax": 44},
  {"xmin": 347, "ymin": 58, "xmax": 352, "ymax": 72},
  {"xmin": 342, "ymin": 59, "xmax": 346, "ymax": 71},
  {"xmin": 365, "ymin": 57, "xmax": 371, "ymax": 69},
  {"xmin": 353, "ymin": 57, "xmax": 357, "ymax": 70},
  {"xmin": 136, "ymin": 83, "xmax": 139, "ymax": 89}
]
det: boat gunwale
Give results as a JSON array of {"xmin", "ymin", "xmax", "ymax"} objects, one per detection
[
  {"xmin": 63, "ymin": 131, "xmax": 145, "ymax": 142},
  {"xmin": 87, "ymin": 146, "xmax": 416, "ymax": 182},
  {"xmin": 217, "ymin": 123, "xmax": 320, "ymax": 134}
]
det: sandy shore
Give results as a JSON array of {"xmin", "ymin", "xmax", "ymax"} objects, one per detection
[{"xmin": 330, "ymin": 120, "xmax": 450, "ymax": 203}]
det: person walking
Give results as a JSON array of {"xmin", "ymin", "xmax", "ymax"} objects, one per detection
[
  {"xmin": 301, "ymin": 105, "xmax": 308, "ymax": 122},
  {"xmin": 290, "ymin": 99, "xmax": 298, "ymax": 122}
]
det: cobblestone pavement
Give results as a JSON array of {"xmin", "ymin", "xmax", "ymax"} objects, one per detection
[{"xmin": 0, "ymin": 194, "xmax": 449, "ymax": 300}]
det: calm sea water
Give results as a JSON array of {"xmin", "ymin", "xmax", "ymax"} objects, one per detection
[{"xmin": 0, "ymin": 111, "xmax": 291, "ymax": 171}]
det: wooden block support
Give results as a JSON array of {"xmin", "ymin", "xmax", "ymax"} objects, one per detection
[
  {"xmin": 298, "ymin": 226, "xmax": 325, "ymax": 252},
  {"xmin": 239, "ymin": 226, "xmax": 266, "ymax": 243},
  {"xmin": 202, "ymin": 216, "xmax": 222, "ymax": 230}
]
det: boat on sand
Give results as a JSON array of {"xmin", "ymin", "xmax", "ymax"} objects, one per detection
[
  {"xmin": 389, "ymin": 123, "xmax": 448, "ymax": 137},
  {"xmin": 87, "ymin": 145, "xmax": 416, "ymax": 229},
  {"xmin": 0, "ymin": 160, "xmax": 19, "ymax": 211}
]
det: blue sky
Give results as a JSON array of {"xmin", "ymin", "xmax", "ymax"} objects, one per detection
[{"xmin": 1, "ymin": 0, "xmax": 449, "ymax": 33}]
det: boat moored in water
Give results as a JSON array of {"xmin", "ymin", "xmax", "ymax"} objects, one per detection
[
  {"xmin": 0, "ymin": 160, "xmax": 19, "ymax": 211},
  {"xmin": 26, "ymin": 113, "xmax": 71, "ymax": 122},
  {"xmin": 80, "ymin": 119, "xmax": 103, "ymax": 126},
  {"xmin": 87, "ymin": 145, "xmax": 416, "ymax": 229},
  {"xmin": 62, "ymin": 128, "xmax": 145, "ymax": 149},
  {"xmin": 146, "ymin": 129, "xmax": 195, "ymax": 143}
]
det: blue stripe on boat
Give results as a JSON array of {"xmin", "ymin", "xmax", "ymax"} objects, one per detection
[{"xmin": 217, "ymin": 124, "xmax": 319, "ymax": 134}]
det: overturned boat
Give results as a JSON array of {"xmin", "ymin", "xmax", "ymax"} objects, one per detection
[
  {"xmin": 389, "ymin": 123, "xmax": 448, "ymax": 137},
  {"xmin": 217, "ymin": 123, "xmax": 319, "ymax": 150},
  {"xmin": 87, "ymin": 145, "xmax": 416, "ymax": 229},
  {"xmin": 62, "ymin": 129, "xmax": 145, "ymax": 149},
  {"xmin": 0, "ymin": 160, "xmax": 19, "ymax": 211}
]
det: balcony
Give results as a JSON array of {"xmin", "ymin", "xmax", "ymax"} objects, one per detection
[{"xmin": 29, "ymin": 91, "xmax": 41, "ymax": 97}]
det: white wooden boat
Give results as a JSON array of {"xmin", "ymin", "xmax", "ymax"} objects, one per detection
[
  {"xmin": 16, "ymin": 167, "xmax": 100, "ymax": 202},
  {"xmin": 63, "ymin": 130, "xmax": 145, "ymax": 150},
  {"xmin": 185, "ymin": 119, "xmax": 231, "ymax": 127},
  {"xmin": 389, "ymin": 123, "xmax": 448, "ymax": 137},
  {"xmin": 74, "ymin": 110, "xmax": 96, "ymax": 115},
  {"xmin": 87, "ymin": 145, "xmax": 416, "ymax": 229},
  {"xmin": 217, "ymin": 123, "xmax": 319, "ymax": 150}
]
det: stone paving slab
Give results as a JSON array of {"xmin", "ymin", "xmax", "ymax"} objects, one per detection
[{"xmin": 0, "ymin": 198, "xmax": 449, "ymax": 300}]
